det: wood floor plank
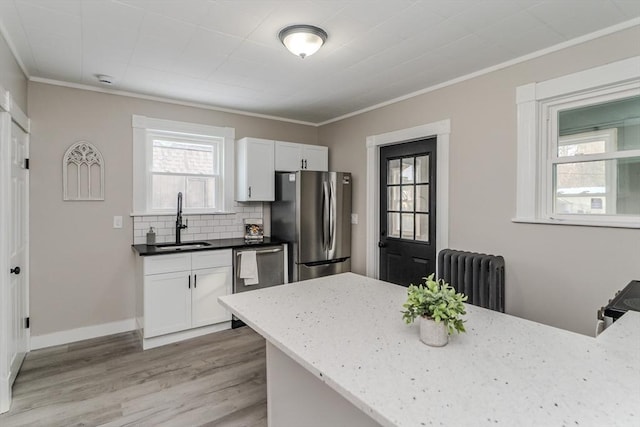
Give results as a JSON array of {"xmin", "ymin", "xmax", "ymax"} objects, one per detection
[{"xmin": 0, "ymin": 327, "xmax": 268, "ymax": 427}]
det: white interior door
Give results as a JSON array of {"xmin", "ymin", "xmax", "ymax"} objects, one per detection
[
  {"xmin": 0, "ymin": 109, "xmax": 29, "ymax": 414},
  {"xmin": 8, "ymin": 120, "xmax": 28, "ymax": 384}
]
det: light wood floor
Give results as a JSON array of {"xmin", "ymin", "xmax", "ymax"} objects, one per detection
[{"xmin": 0, "ymin": 327, "xmax": 267, "ymax": 427}]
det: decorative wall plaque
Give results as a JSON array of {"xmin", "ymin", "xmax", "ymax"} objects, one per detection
[{"xmin": 63, "ymin": 141, "xmax": 104, "ymax": 201}]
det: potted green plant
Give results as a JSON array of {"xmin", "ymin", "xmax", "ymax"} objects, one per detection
[{"xmin": 401, "ymin": 274, "xmax": 468, "ymax": 347}]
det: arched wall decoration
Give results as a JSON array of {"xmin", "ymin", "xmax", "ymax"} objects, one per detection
[{"xmin": 63, "ymin": 141, "xmax": 105, "ymax": 201}]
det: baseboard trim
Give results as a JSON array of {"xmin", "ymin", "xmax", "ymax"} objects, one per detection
[
  {"xmin": 142, "ymin": 322, "xmax": 231, "ymax": 350},
  {"xmin": 30, "ymin": 318, "xmax": 137, "ymax": 350}
]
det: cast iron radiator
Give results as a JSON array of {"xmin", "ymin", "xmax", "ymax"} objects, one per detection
[{"xmin": 437, "ymin": 249, "xmax": 505, "ymax": 312}]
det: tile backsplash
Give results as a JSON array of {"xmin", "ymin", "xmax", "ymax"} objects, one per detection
[{"xmin": 133, "ymin": 202, "xmax": 263, "ymax": 245}]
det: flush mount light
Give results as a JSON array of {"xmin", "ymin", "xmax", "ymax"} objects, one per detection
[{"xmin": 278, "ymin": 25, "xmax": 327, "ymax": 59}]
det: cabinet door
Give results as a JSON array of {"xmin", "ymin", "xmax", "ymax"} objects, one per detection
[
  {"xmin": 191, "ymin": 266, "xmax": 233, "ymax": 328},
  {"xmin": 144, "ymin": 271, "xmax": 191, "ymax": 337},
  {"xmin": 275, "ymin": 141, "xmax": 303, "ymax": 171},
  {"xmin": 237, "ymin": 138, "xmax": 275, "ymax": 201},
  {"xmin": 302, "ymin": 145, "xmax": 328, "ymax": 171}
]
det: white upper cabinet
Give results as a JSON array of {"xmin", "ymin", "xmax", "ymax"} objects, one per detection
[
  {"xmin": 236, "ymin": 137, "xmax": 275, "ymax": 201},
  {"xmin": 275, "ymin": 142, "xmax": 302, "ymax": 171},
  {"xmin": 301, "ymin": 144, "xmax": 329, "ymax": 171},
  {"xmin": 275, "ymin": 141, "xmax": 328, "ymax": 172}
]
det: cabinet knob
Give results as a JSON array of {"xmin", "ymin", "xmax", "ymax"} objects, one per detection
[
  {"xmin": 301, "ymin": 159, "xmax": 304, "ymax": 169},
  {"xmin": 11, "ymin": 266, "xmax": 21, "ymax": 275},
  {"xmin": 248, "ymin": 186, "xmax": 252, "ymax": 198},
  {"xmin": 304, "ymin": 159, "xmax": 308, "ymax": 169}
]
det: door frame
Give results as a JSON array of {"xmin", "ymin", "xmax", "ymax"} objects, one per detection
[
  {"xmin": 366, "ymin": 120, "xmax": 450, "ymax": 279},
  {"xmin": 0, "ymin": 86, "xmax": 30, "ymax": 413}
]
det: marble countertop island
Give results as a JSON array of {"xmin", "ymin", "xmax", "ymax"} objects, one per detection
[{"xmin": 219, "ymin": 272, "xmax": 639, "ymax": 427}]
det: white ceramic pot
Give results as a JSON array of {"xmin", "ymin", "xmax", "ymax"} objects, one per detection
[{"xmin": 419, "ymin": 316, "xmax": 448, "ymax": 347}]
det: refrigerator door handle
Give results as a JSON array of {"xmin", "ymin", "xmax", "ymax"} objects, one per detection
[
  {"xmin": 329, "ymin": 177, "xmax": 337, "ymax": 252},
  {"xmin": 322, "ymin": 180, "xmax": 331, "ymax": 251}
]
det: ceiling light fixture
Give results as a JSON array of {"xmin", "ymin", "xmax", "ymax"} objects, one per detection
[{"xmin": 278, "ymin": 25, "xmax": 327, "ymax": 59}]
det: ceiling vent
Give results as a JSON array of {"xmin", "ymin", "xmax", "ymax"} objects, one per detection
[{"xmin": 96, "ymin": 74, "xmax": 114, "ymax": 85}]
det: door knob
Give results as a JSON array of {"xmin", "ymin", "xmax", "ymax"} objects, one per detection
[
  {"xmin": 378, "ymin": 242, "xmax": 387, "ymax": 248},
  {"xmin": 10, "ymin": 266, "xmax": 21, "ymax": 275}
]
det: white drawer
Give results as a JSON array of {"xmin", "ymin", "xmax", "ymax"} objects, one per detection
[
  {"xmin": 192, "ymin": 249, "xmax": 232, "ymax": 270},
  {"xmin": 144, "ymin": 253, "xmax": 191, "ymax": 275}
]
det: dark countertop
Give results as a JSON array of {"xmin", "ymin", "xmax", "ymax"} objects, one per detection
[
  {"xmin": 604, "ymin": 280, "xmax": 640, "ymax": 320},
  {"xmin": 132, "ymin": 237, "xmax": 286, "ymax": 256}
]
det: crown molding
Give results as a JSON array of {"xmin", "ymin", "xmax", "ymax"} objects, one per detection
[
  {"xmin": 4, "ymin": 12, "xmax": 639, "ymax": 127},
  {"xmin": 318, "ymin": 17, "xmax": 640, "ymax": 126},
  {"xmin": 28, "ymin": 76, "xmax": 318, "ymax": 127}
]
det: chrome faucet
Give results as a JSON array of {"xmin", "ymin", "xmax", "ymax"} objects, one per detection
[{"xmin": 176, "ymin": 192, "xmax": 188, "ymax": 244}]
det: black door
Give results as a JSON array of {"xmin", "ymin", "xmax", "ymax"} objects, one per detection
[{"xmin": 379, "ymin": 138, "xmax": 436, "ymax": 287}]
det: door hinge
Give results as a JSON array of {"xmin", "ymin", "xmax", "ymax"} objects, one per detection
[
  {"xmin": 24, "ymin": 158, "xmax": 30, "ymax": 169},
  {"xmin": 25, "ymin": 317, "xmax": 30, "ymax": 328}
]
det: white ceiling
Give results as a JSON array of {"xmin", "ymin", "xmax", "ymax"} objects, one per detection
[{"xmin": 1, "ymin": 0, "xmax": 639, "ymax": 124}]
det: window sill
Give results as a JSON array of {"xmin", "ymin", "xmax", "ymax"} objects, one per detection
[
  {"xmin": 130, "ymin": 210, "xmax": 236, "ymax": 217},
  {"xmin": 511, "ymin": 217, "xmax": 640, "ymax": 229}
]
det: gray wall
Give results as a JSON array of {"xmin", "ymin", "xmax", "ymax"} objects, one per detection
[
  {"xmin": 318, "ymin": 26, "xmax": 640, "ymax": 336},
  {"xmin": 28, "ymin": 82, "xmax": 318, "ymax": 336},
  {"xmin": 0, "ymin": 31, "xmax": 27, "ymax": 111},
  {"xmin": 23, "ymin": 24, "xmax": 640, "ymax": 339}
]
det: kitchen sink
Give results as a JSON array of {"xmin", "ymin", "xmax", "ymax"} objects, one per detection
[{"xmin": 154, "ymin": 241, "xmax": 212, "ymax": 251}]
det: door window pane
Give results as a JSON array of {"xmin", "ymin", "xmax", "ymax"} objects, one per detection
[
  {"xmin": 388, "ymin": 159, "xmax": 401, "ymax": 184},
  {"xmin": 388, "ymin": 213, "xmax": 400, "ymax": 238},
  {"xmin": 402, "ymin": 158, "xmax": 414, "ymax": 183},
  {"xmin": 401, "ymin": 213, "xmax": 414, "ymax": 239},
  {"xmin": 401, "ymin": 186, "xmax": 414, "ymax": 211},
  {"xmin": 416, "ymin": 214, "xmax": 429, "ymax": 242},
  {"xmin": 385, "ymin": 151, "xmax": 434, "ymax": 242},
  {"xmin": 416, "ymin": 185, "xmax": 429, "ymax": 212},
  {"xmin": 416, "ymin": 155, "xmax": 429, "ymax": 183},
  {"xmin": 388, "ymin": 186, "xmax": 400, "ymax": 211}
]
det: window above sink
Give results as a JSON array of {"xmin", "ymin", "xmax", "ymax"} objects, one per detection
[{"xmin": 132, "ymin": 115, "xmax": 235, "ymax": 216}]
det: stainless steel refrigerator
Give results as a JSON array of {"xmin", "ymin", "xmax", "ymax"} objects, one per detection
[{"xmin": 271, "ymin": 171, "xmax": 351, "ymax": 282}]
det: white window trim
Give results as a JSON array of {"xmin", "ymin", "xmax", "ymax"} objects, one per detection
[
  {"xmin": 514, "ymin": 56, "xmax": 640, "ymax": 229},
  {"xmin": 132, "ymin": 115, "xmax": 235, "ymax": 216}
]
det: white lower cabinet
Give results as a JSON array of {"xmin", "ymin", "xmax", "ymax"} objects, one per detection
[
  {"xmin": 139, "ymin": 250, "xmax": 232, "ymax": 347},
  {"xmin": 191, "ymin": 266, "xmax": 233, "ymax": 328},
  {"xmin": 144, "ymin": 271, "xmax": 191, "ymax": 338}
]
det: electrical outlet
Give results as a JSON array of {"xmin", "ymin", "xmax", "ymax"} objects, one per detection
[
  {"xmin": 351, "ymin": 213, "xmax": 358, "ymax": 224},
  {"xmin": 113, "ymin": 215, "xmax": 123, "ymax": 229}
]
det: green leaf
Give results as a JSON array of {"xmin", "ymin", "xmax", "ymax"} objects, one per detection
[{"xmin": 401, "ymin": 275, "xmax": 468, "ymax": 334}]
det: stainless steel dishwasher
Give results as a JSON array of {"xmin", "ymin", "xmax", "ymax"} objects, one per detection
[{"xmin": 232, "ymin": 244, "xmax": 287, "ymax": 328}]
